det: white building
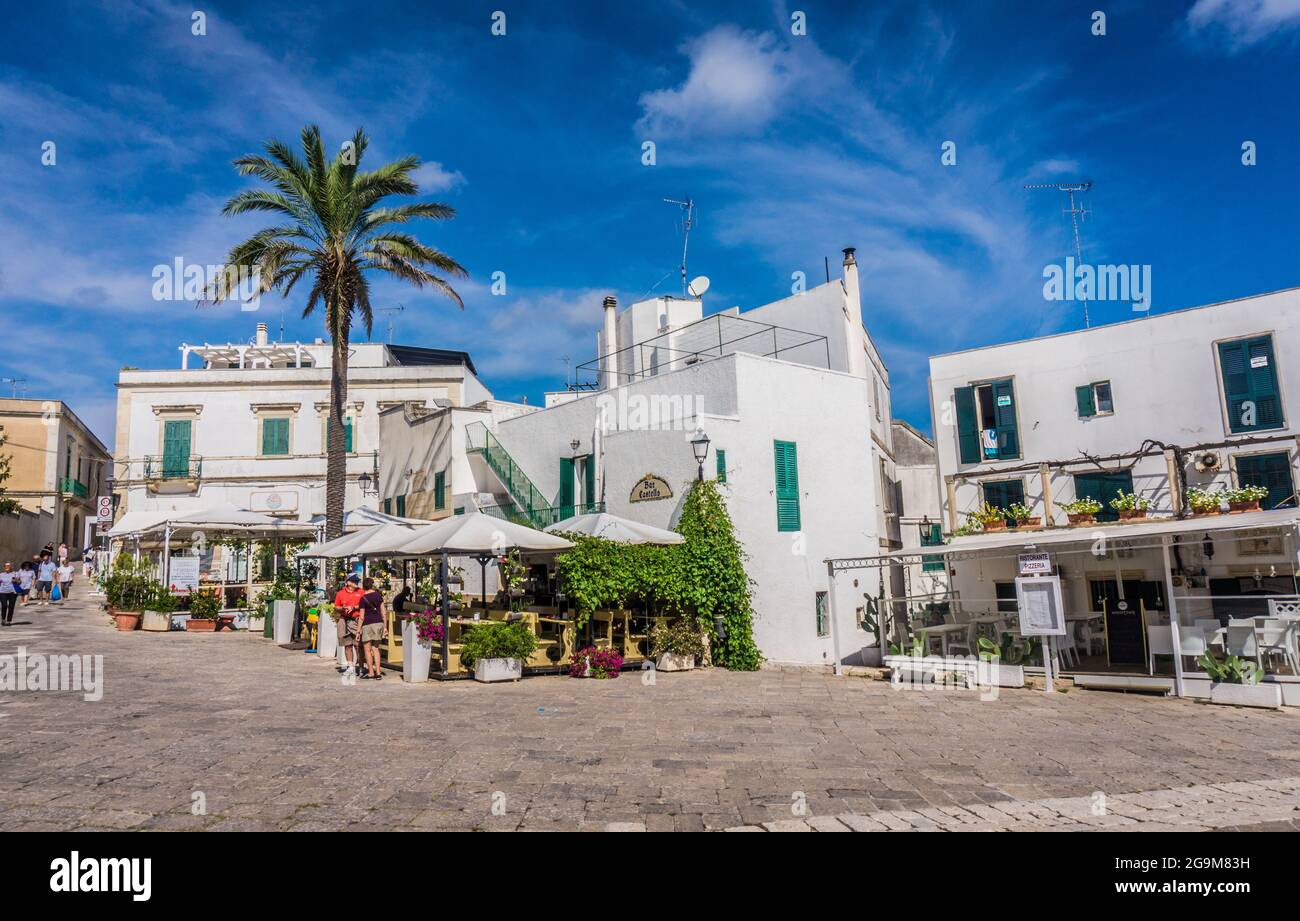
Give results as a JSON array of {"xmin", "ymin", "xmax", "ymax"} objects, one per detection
[
  {"xmin": 114, "ymin": 322, "xmax": 490, "ymax": 525},
  {"xmin": 380, "ymin": 249, "xmax": 915, "ymax": 666}
]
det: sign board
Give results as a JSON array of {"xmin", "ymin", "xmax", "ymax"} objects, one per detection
[
  {"xmin": 168, "ymin": 556, "xmax": 200, "ymax": 595},
  {"xmin": 250, "ymin": 490, "xmax": 298, "ymax": 513},
  {"xmin": 996, "ymin": 394, "xmax": 1012, "ymax": 406},
  {"xmin": 1014, "ymin": 575, "xmax": 1066, "ymax": 636},
  {"xmin": 1017, "ymin": 552, "xmax": 1052, "ymax": 576},
  {"xmin": 1250, "ymin": 355, "xmax": 1268, "ymax": 369},
  {"xmin": 630, "ymin": 474, "xmax": 673, "ymax": 503},
  {"xmin": 96, "ymin": 496, "xmax": 114, "ymax": 526}
]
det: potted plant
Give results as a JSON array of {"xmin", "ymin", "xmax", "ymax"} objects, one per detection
[
  {"xmin": 497, "ymin": 550, "xmax": 530, "ymax": 609},
  {"xmin": 972, "ymin": 502, "xmax": 1007, "ymax": 532},
  {"xmin": 1224, "ymin": 484, "xmax": 1269, "ymax": 513},
  {"xmin": 142, "ymin": 582, "xmax": 178, "ymax": 632},
  {"xmin": 186, "ymin": 588, "xmax": 222, "ymax": 632},
  {"xmin": 402, "ymin": 608, "xmax": 444, "ymax": 683},
  {"xmin": 1005, "ymin": 502, "xmax": 1040, "ymax": 529},
  {"xmin": 570, "ymin": 645, "xmax": 624, "ymax": 679},
  {"xmin": 104, "ymin": 554, "xmax": 152, "ymax": 631},
  {"xmin": 1187, "ymin": 487, "xmax": 1224, "ymax": 517},
  {"xmin": 1109, "ymin": 491, "xmax": 1151, "ymax": 521},
  {"xmin": 1196, "ymin": 652, "xmax": 1280, "ymax": 709},
  {"xmin": 1060, "ymin": 497, "xmax": 1102, "ymax": 525},
  {"xmin": 650, "ymin": 618, "xmax": 706, "ymax": 671},
  {"xmin": 975, "ymin": 636, "xmax": 1027, "ymax": 688},
  {"xmin": 246, "ymin": 594, "xmax": 268, "ymax": 634},
  {"xmin": 460, "ymin": 620, "xmax": 537, "ymax": 682}
]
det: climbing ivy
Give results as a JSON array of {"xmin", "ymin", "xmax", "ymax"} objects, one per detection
[{"xmin": 553, "ymin": 480, "xmax": 762, "ymax": 671}]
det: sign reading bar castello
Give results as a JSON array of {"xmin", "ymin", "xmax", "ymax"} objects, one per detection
[{"xmin": 630, "ymin": 474, "xmax": 673, "ymax": 503}]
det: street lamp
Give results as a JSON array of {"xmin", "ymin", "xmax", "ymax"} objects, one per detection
[
  {"xmin": 358, "ymin": 472, "xmax": 376, "ymax": 496},
  {"xmin": 690, "ymin": 428, "xmax": 711, "ymax": 482}
]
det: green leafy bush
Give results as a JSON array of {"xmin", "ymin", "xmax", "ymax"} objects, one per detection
[
  {"xmin": 1196, "ymin": 652, "xmax": 1263, "ymax": 685},
  {"xmin": 188, "ymin": 589, "xmax": 223, "ymax": 621},
  {"xmin": 458, "ymin": 620, "xmax": 538, "ymax": 667},
  {"xmin": 104, "ymin": 554, "xmax": 154, "ymax": 611},
  {"xmin": 649, "ymin": 617, "xmax": 706, "ymax": 657},
  {"xmin": 1109, "ymin": 491, "xmax": 1151, "ymax": 512}
]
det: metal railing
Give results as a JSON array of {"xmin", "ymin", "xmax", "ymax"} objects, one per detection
[
  {"xmin": 465, "ymin": 422, "xmax": 565, "ymax": 528},
  {"xmin": 143, "ymin": 455, "xmax": 203, "ymax": 480},
  {"xmin": 58, "ymin": 477, "xmax": 88, "ymax": 498}
]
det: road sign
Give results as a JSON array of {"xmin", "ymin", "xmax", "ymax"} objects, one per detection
[{"xmin": 96, "ymin": 496, "xmax": 114, "ymax": 526}]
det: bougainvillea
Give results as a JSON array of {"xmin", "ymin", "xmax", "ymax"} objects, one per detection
[{"xmin": 570, "ymin": 646, "xmax": 623, "ymax": 679}]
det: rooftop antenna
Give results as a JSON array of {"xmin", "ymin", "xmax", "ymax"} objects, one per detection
[
  {"xmin": 373, "ymin": 305, "xmax": 406, "ymax": 344},
  {"xmin": 663, "ymin": 197, "xmax": 695, "ymax": 297},
  {"xmin": 1, "ymin": 378, "xmax": 26, "ymax": 398},
  {"xmin": 1024, "ymin": 180, "xmax": 1093, "ymax": 327}
]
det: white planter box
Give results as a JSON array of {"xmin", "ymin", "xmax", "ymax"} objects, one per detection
[
  {"xmin": 246, "ymin": 615, "xmax": 265, "ymax": 634},
  {"xmin": 473, "ymin": 657, "xmax": 522, "ymax": 683},
  {"xmin": 142, "ymin": 610, "xmax": 170, "ymax": 632},
  {"xmin": 1209, "ymin": 681, "xmax": 1282, "ymax": 709},
  {"xmin": 272, "ymin": 600, "xmax": 295, "ymax": 644},
  {"xmin": 656, "ymin": 652, "xmax": 696, "ymax": 672},
  {"xmin": 402, "ymin": 620, "xmax": 432, "ymax": 683},
  {"xmin": 979, "ymin": 662, "xmax": 1026, "ymax": 688},
  {"xmin": 317, "ymin": 609, "xmax": 338, "ymax": 658},
  {"xmin": 885, "ymin": 655, "xmax": 1024, "ymax": 689}
]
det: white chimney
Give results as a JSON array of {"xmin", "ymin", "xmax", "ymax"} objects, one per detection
[
  {"xmin": 601, "ymin": 295, "xmax": 619, "ymax": 389},
  {"xmin": 841, "ymin": 247, "xmax": 868, "ymax": 378},
  {"xmin": 255, "ymin": 322, "xmax": 269, "ymax": 347}
]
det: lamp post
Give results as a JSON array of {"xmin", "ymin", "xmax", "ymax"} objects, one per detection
[
  {"xmin": 690, "ymin": 428, "xmax": 711, "ymax": 482},
  {"xmin": 358, "ymin": 472, "xmax": 376, "ymax": 496}
]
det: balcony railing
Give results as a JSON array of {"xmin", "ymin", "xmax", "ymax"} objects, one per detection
[
  {"xmin": 58, "ymin": 477, "xmax": 88, "ymax": 498},
  {"xmin": 143, "ymin": 456, "xmax": 203, "ymax": 480}
]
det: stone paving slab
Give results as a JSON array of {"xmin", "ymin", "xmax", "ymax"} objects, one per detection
[{"xmin": 1, "ymin": 587, "xmax": 1299, "ymax": 831}]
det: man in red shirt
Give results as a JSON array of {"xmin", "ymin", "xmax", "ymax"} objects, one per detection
[{"xmin": 333, "ymin": 574, "xmax": 365, "ymax": 677}]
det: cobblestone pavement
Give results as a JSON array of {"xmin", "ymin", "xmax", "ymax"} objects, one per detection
[{"xmin": 2, "ymin": 588, "xmax": 1299, "ymax": 832}]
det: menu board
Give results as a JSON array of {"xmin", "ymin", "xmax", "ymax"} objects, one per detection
[{"xmin": 1015, "ymin": 576, "xmax": 1066, "ymax": 636}]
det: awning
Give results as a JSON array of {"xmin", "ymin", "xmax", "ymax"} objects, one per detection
[
  {"xmin": 307, "ymin": 506, "xmax": 430, "ymax": 531},
  {"xmin": 102, "ymin": 510, "xmax": 173, "ymax": 537},
  {"xmin": 545, "ymin": 512, "xmax": 685, "ymax": 545},
  {"xmin": 398, "ymin": 512, "xmax": 574, "ymax": 556},
  {"xmin": 299, "ymin": 523, "xmax": 418, "ymax": 558}
]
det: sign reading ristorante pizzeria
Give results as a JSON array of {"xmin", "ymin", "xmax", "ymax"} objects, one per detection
[{"xmin": 630, "ymin": 474, "xmax": 672, "ymax": 503}]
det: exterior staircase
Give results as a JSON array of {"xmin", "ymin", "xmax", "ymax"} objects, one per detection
[{"xmin": 465, "ymin": 422, "xmax": 603, "ymax": 528}]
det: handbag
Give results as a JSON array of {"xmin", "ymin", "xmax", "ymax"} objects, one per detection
[{"xmin": 51, "ymin": 583, "xmax": 62, "ymax": 602}]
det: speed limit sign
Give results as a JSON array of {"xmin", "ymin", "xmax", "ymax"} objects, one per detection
[{"xmin": 96, "ymin": 496, "xmax": 114, "ymax": 526}]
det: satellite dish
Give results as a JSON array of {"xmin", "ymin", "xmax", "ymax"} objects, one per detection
[{"xmin": 688, "ymin": 275, "xmax": 711, "ymax": 297}]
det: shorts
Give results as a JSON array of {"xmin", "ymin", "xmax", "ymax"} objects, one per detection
[
  {"xmin": 361, "ymin": 622, "xmax": 385, "ymax": 644},
  {"xmin": 336, "ymin": 616, "xmax": 359, "ymax": 647},
  {"xmin": 37, "ymin": 581, "xmax": 52, "ymax": 593},
  {"xmin": 16, "ymin": 588, "xmax": 29, "ymax": 597}
]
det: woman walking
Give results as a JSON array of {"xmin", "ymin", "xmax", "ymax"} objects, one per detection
[
  {"xmin": 357, "ymin": 577, "xmax": 388, "ymax": 680},
  {"xmin": 16, "ymin": 562, "xmax": 34, "ymax": 606},
  {"xmin": 0, "ymin": 563, "xmax": 17, "ymax": 625}
]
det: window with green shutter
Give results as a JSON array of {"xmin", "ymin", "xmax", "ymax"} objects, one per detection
[
  {"xmin": 261, "ymin": 417, "xmax": 290, "ymax": 456},
  {"xmin": 774, "ymin": 440, "xmax": 801, "ymax": 532},
  {"xmin": 715, "ymin": 448, "xmax": 727, "ymax": 483},
  {"xmin": 326, "ymin": 418, "xmax": 354, "ymax": 453},
  {"xmin": 1072, "ymin": 470, "xmax": 1133, "ymax": 522},
  {"xmin": 982, "ymin": 479, "xmax": 1025, "ymax": 526},
  {"xmin": 1236, "ymin": 453, "xmax": 1296, "ymax": 509},
  {"xmin": 434, "ymin": 471, "xmax": 446, "ymax": 510},
  {"xmin": 954, "ymin": 386, "xmax": 979, "ymax": 464},
  {"xmin": 955, "ymin": 380, "xmax": 1019, "ymax": 462},
  {"xmin": 161, "ymin": 419, "xmax": 192, "ymax": 478},
  {"xmin": 1077, "ymin": 381, "xmax": 1113, "ymax": 418},
  {"xmin": 558, "ymin": 457, "xmax": 575, "ymax": 519},
  {"xmin": 383, "ymin": 498, "xmax": 392, "ymax": 514},
  {"xmin": 396, "ymin": 495, "xmax": 406, "ymax": 517},
  {"xmin": 815, "ymin": 591, "xmax": 829, "ymax": 637},
  {"xmin": 583, "ymin": 457, "xmax": 596, "ymax": 510},
  {"xmin": 1219, "ymin": 335, "xmax": 1283, "ymax": 433},
  {"xmin": 919, "ymin": 522, "xmax": 945, "ymax": 573}
]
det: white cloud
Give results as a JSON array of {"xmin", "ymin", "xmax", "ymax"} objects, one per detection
[
  {"xmin": 1185, "ymin": 0, "xmax": 1300, "ymax": 51},
  {"xmin": 411, "ymin": 161, "xmax": 465, "ymax": 193}
]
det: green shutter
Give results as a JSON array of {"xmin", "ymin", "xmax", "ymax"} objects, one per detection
[
  {"xmin": 715, "ymin": 449, "xmax": 727, "ymax": 483},
  {"xmin": 992, "ymin": 379, "xmax": 1019, "ymax": 459},
  {"xmin": 162, "ymin": 419, "xmax": 191, "ymax": 478},
  {"xmin": 920, "ymin": 522, "xmax": 944, "ymax": 573},
  {"xmin": 435, "ymin": 471, "xmax": 446, "ymax": 510},
  {"xmin": 1073, "ymin": 471, "xmax": 1133, "ymax": 523},
  {"xmin": 1237, "ymin": 453, "xmax": 1296, "ymax": 510},
  {"xmin": 1076, "ymin": 384, "xmax": 1096, "ymax": 418},
  {"xmin": 559, "ymin": 457, "xmax": 575, "ymax": 519},
  {"xmin": 583, "ymin": 458, "xmax": 596, "ymax": 510},
  {"xmin": 344, "ymin": 419, "xmax": 353, "ymax": 453},
  {"xmin": 396, "ymin": 495, "xmax": 406, "ymax": 517},
  {"xmin": 982, "ymin": 479, "xmax": 1025, "ymax": 526},
  {"xmin": 383, "ymin": 498, "xmax": 391, "ymax": 514},
  {"xmin": 954, "ymin": 386, "xmax": 979, "ymax": 464},
  {"xmin": 262, "ymin": 417, "xmax": 289, "ymax": 456},
  {"xmin": 1220, "ymin": 336, "xmax": 1283, "ymax": 433},
  {"xmin": 774, "ymin": 440, "xmax": 801, "ymax": 532}
]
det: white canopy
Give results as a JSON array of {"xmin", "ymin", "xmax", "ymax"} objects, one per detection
[
  {"xmin": 307, "ymin": 506, "xmax": 429, "ymax": 531},
  {"xmin": 398, "ymin": 512, "xmax": 574, "ymax": 555},
  {"xmin": 545, "ymin": 511, "xmax": 685, "ymax": 545},
  {"xmin": 102, "ymin": 510, "xmax": 173, "ymax": 538},
  {"xmin": 103, "ymin": 504, "xmax": 313, "ymax": 537},
  {"xmin": 300, "ymin": 523, "xmax": 420, "ymax": 558}
]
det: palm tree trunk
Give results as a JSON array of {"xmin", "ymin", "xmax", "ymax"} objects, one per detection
[{"xmin": 325, "ymin": 335, "xmax": 349, "ymax": 539}]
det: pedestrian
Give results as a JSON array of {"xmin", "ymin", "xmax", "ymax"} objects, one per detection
[
  {"xmin": 357, "ymin": 577, "xmax": 388, "ymax": 680},
  {"xmin": 332, "ymin": 574, "xmax": 364, "ymax": 679},
  {"xmin": 82, "ymin": 547, "xmax": 95, "ymax": 579},
  {"xmin": 56, "ymin": 560, "xmax": 74, "ymax": 602},
  {"xmin": 16, "ymin": 562, "xmax": 34, "ymax": 606},
  {"xmin": 0, "ymin": 563, "xmax": 17, "ymax": 625},
  {"xmin": 36, "ymin": 555, "xmax": 56, "ymax": 605},
  {"xmin": 58, "ymin": 542, "xmax": 68, "ymax": 565}
]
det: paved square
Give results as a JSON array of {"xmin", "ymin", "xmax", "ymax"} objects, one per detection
[{"xmin": 2, "ymin": 588, "xmax": 1299, "ymax": 831}]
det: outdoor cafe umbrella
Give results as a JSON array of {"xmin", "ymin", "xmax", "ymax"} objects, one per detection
[{"xmin": 545, "ymin": 511, "xmax": 684, "ymax": 545}]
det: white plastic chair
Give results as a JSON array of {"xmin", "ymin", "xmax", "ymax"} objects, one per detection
[
  {"xmin": 1256, "ymin": 618, "xmax": 1299, "ymax": 674},
  {"xmin": 1076, "ymin": 615, "xmax": 1106, "ymax": 657},
  {"xmin": 1225, "ymin": 622, "xmax": 1260, "ymax": 666},
  {"xmin": 1146, "ymin": 624, "xmax": 1207, "ymax": 676}
]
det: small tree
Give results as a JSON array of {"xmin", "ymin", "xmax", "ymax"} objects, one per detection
[{"xmin": 0, "ymin": 431, "xmax": 18, "ymax": 515}]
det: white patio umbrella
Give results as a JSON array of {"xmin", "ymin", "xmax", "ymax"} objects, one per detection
[
  {"xmin": 307, "ymin": 506, "xmax": 429, "ymax": 532},
  {"xmin": 299, "ymin": 526, "xmax": 384, "ymax": 559},
  {"xmin": 545, "ymin": 511, "xmax": 684, "ymax": 545},
  {"xmin": 397, "ymin": 512, "xmax": 574, "ymax": 555}
]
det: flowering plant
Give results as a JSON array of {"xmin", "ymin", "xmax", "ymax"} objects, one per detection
[
  {"xmin": 408, "ymin": 608, "xmax": 445, "ymax": 643},
  {"xmin": 1108, "ymin": 491, "xmax": 1151, "ymax": 512},
  {"xmin": 1061, "ymin": 497, "xmax": 1102, "ymax": 515},
  {"xmin": 1224, "ymin": 484, "xmax": 1269, "ymax": 504},
  {"xmin": 570, "ymin": 645, "xmax": 623, "ymax": 679},
  {"xmin": 1187, "ymin": 487, "xmax": 1224, "ymax": 513}
]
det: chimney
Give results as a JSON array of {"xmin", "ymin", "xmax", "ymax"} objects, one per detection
[
  {"xmin": 255, "ymin": 322, "xmax": 268, "ymax": 347},
  {"xmin": 841, "ymin": 247, "xmax": 868, "ymax": 379},
  {"xmin": 601, "ymin": 295, "xmax": 619, "ymax": 389}
]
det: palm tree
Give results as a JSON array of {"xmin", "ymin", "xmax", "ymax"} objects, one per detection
[{"xmin": 212, "ymin": 125, "xmax": 466, "ymax": 538}]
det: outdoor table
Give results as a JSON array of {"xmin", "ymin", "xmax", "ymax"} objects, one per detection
[{"xmin": 919, "ymin": 622, "xmax": 968, "ymax": 656}]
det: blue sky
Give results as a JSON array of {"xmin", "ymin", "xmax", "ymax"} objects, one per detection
[{"xmin": 3, "ymin": 0, "xmax": 1300, "ymax": 446}]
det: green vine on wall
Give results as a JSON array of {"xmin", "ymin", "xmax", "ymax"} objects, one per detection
[{"xmin": 553, "ymin": 480, "xmax": 762, "ymax": 671}]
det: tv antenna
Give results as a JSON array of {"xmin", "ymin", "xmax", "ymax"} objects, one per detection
[
  {"xmin": 373, "ymin": 305, "xmax": 405, "ymax": 343},
  {"xmin": 1024, "ymin": 180, "xmax": 1093, "ymax": 327},
  {"xmin": 1, "ymin": 377, "xmax": 26, "ymax": 398},
  {"xmin": 663, "ymin": 197, "xmax": 696, "ymax": 297}
]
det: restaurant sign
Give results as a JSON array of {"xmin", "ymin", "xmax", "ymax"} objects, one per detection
[{"xmin": 630, "ymin": 474, "xmax": 673, "ymax": 503}]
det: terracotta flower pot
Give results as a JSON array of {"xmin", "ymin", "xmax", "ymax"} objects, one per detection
[
  {"xmin": 1189, "ymin": 509, "xmax": 1222, "ymax": 518},
  {"xmin": 1228, "ymin": 499, "xmax": 1261, "ymax": 513},
  {"xmin": 1118, "ymin": 509, "xmax": 1148, "ymax": 521},
  {"xmin": 1013, "ymin": 517, "xmax": 1042, "ymax": 529},
  {"xmin": 982, "ymin": 519, "xmax": 1007, "ymax": 532},
  {"xmin": 113, "ymin": 611, "xmax": 141, "ymax": 632},
  {"xmin": 1067, "ymin": 513, "xmax": 1095, "ymax": 526},
  {"xmin": 186, "ymin": 618, "xmax": 217, "ymax": 632}
]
